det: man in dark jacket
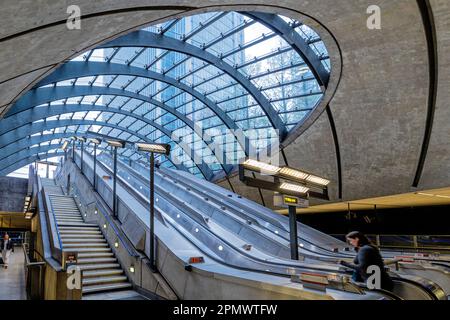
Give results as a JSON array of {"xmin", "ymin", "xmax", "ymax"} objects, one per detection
[
  {"xmin": 1, "ymin": 234, "xmax": 14, "ymax": 269},
  {"xmin": 339, "ymin": 231, "xmax": 394, "ymax": 291}
]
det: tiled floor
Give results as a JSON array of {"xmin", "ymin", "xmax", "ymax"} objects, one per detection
[{"xmin": 0, "ymin": 247, "xmax": 26, "ymax": 300}]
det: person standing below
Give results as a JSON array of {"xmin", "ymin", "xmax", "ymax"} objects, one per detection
[
  {"xmin": 339, "ymin": 231, "xmax": 394, "ymax": 291},
  {"xmin": 1, "ymin": 234, "xmax": 14, "ymax": 269}
]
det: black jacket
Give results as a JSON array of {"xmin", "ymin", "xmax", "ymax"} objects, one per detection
[
  {"xmin": 341, "ymin": 244, "xmax": 393, "ymax": 291},
  {"xmin": 0, "ymin": 239, "xmax": 14, "ymax": 251}
]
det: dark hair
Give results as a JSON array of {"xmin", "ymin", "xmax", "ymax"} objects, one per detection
[{"xmin": 346, "ymin": 231, "xmax": 371, "ymax": 247}]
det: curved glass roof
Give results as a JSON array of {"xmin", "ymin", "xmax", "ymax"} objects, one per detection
[{"xmin": 1, "ymin": 11, "xmax": 330, "ymax": 179}]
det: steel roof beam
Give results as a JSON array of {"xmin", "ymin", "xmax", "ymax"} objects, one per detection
[
  {"xmin": 6, "ymin": 85, "xmax": 236, "ymax": 175},
  {"xmin": 240, "ymin": 12, "xmax": 330, "ymax": 89},
  {"xmin": 96, "ymin": 31, "xmax": 287, "ymax": 140},
  {"xmin": 0, "ymin": 151, "xmax": 65, "ymax": 176},
  {"xmin": 35, "ymin": 62, "xmax": 246, "ymax": 136},
  {"xmin": 0, "ymin": 120, "xmax": 205, "ymax": 177}
]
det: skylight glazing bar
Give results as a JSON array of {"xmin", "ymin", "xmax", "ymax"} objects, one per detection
[
  {"xmin": 106, "ymin": 48, "xmax": 121, "ymax": 63},
  {"xmin": 182, "ymin": 12, "xmax": 228, "ymax": 41}
]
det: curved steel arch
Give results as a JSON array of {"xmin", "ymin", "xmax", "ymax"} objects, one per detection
[
  {"xmin": 0, "ymin": 131, "xmax": 169, "ymax": 169},
  {"xmin": 0, "ymin": 151, "xmax": 66, "ymax": 176},
  {"xmin": 35, "ymin": 61, "xmax": 246, "ymax": 136},
  {"xmin": 96, "ymin": 30, "xmax": 288, "ymax": 140},
  {"xmin": 5, "ymin": 85, "xmax": 231, "ymax": 174},
  {"xmin": 0, "ymin": 142, "xmax": 142, "ymax": 174},
  {"xmin": 8, "ymin": 86, "xmax": 197, "ymax": 127},
  {"xmin": 241, "ymin": 12, "xmax": 329, "ymax": 89},
  {"xmin": 0, "ymin": 128, "xmax": 190, "ymax": 172},
  {"xmin": 0, "ymin": 132, "xmax": 124, "ymax": 162},
  {"xmin": 0, "ymin": 119, "xmax": 212, "ymax": 179},
  {"xmin": 1, "ymin": 103, "xmax": 232, "ymax": 175},
  {"xmin": 0, "ymin": 144, "xmax": 65, "ymax": 172}
]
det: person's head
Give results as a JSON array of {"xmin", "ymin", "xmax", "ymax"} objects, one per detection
[
  {"xmin": 3, "ymin": 234, "xmax": 9, "ymax": 240},
  {"xmin": 346, "ymin": 231, "xmax": 370, "ymax": 248}
]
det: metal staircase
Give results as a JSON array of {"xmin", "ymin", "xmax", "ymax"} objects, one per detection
[{"xmin": 40, "ymin": 178, "xmax": 133, "ymax": 297}]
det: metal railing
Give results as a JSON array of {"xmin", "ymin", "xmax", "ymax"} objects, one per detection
[
  {"xmin": 22, "ymin": 243, "xmax": 46, "ymax": 300},
  {"xmin": 38, "ymin": 176, "xmax": 63, "ymax": 263},
  {"xmin": 69, "ymin": 179, "xmax": 139, "ymax": 258},
  {"xmin": 332, "ymin": 234, "xmax": 450, "ymax": 252}
]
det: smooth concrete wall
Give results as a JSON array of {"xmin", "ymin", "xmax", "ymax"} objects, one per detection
[
  {"xmin": 0, "ymin": 176, "xmax": 28, "ymax": 212},
  {"xmin": 419, "ymin": 0, "xmax": 450, "ymax": 189},
  {"xmin": 1, "ymin": 1, "xmax": 449, "ymax": 206}
]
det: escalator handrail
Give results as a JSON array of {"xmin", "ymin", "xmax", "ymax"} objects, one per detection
[{"xmin": 110, "ymin": 153, "xmax": 355, "ymax": 260}]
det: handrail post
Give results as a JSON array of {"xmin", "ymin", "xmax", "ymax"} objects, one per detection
[
  {"xmin": 112, "ymin": 146, "xmax": 118, "ymax": 218},
  {"xmin": 149, "ymin": 151, "xmax": 156, "ymax": 271},
  {"xmin": 93, "ymin": 143, "xmax": 97, "ymax": 190},
  {"xmin": 80, "ymin": 140, "xmax": 84, "ymax": 174}
]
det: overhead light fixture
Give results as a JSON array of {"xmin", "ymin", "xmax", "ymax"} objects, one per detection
[
  {"xmin": 243, "ymin": 159, "xmax": 279, "ymax": 174},
  {"xmin": 76, "ymin": 137, "xmax": 86, "ymax": 142},
  {"xmin": 306, "ymin": 175, "xmax": 330, "ymax": 186},
  {"xmin": 89, "ymin": 138, "xmax": 101, "ymax": 145},
  {"xmin": 279, "ymin": 182, "xmax": 309, "ymax": 195},
  {"xmin": 106, "ymin": 139, "xmax": 126, "ymax": 148},
  {"xmin": 136, "ymin": 142, "xmax": 171, "ymax": 155},
  {"xmin": 279, "ymin": 167, "xmax": 309, "ymax": 180},
  {"xmin": 61, "ymin": 140, "xmax": 70, "ymax": 151},
  {"xmin": 242, "ymin": 159, "xmax": 330, "ymax": 187}
]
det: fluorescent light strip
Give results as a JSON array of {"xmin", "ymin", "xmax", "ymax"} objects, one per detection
[
  {"xmin": 243, "ymin": 159, "xmax": 280, "ymax": 174},
  {"xmin": 61, "ymin": 141, "xmax": 70, "ymax": 150},
  {"xmin": 107, "ymin": 140, "xmax": 125, "ymax": 148},
  {"xmin": 136, "ymin": 143, "xmax": 169, "ymax": 154},
  {"xmin": 306, "ymin": 175, "xmax": 330, "ymax": 186},
  {"xmin": 279, "ymin": 167, "xmax": 309, "ymax": 180},
  {"xmin": 279, "ymin": 182, "xmax": 309, "ymax": 194}
]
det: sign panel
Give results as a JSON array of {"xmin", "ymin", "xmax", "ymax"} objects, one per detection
[{"xmin": 274, "ymin": 194, "xmax": 309, "ymax": 208}]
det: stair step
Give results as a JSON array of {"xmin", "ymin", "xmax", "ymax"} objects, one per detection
[
  {"xmin": 82, "ymin": 269, "xmax": 123, "ymax": 278},
  {"xmin": 77, "ymin": 252, "xmax": 114, "ymax": 258},
  {"xmin": 59, "ymin": 226, "xmax": 99, "ymax": 231},
  {"xmin": 63, "ymin": 243, "xmax": 109, "ymax": 248},
  {"xmin": 77, "ymin": 257, "xmax": 117, "ymax": 264},
  {"xmin": 63, "ymin": 248, "xmax": 111, "ymax": 253},
  {"xmin": 83, "ymin": 276, "xmax": 128, "ymax": 286},
  {"xmin": 82, "ymin": 282, "xmax": 132, "ymax": 294},
  {"xmin": 60, "ymin": 230, "xmax": 102, "ymax": 235},
  {"xmin": 57, "ymin": 219, "xmax": 84, "ymax": 223},
  {"xmin": 78, "ymin": 263, "xmax": 121, "ymax": 271},
  {"xmin": 62, "ymin": 238, "xmax": 106, "ymax": 243},
  {"xmin": 57, "ymin": 222, "xmax": 98, "ymax": 227},
  {"xmin": 61, "ymin": 235, "xmax": 104, "ymax": 240},
  {"xmin": 54, "ymin": 212, "xmax": 81, "ymax": 215}
]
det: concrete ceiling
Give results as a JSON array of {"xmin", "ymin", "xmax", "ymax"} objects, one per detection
[{"xmin": 1, "ymin": 0, "xmax": 449, "ymax": 210}]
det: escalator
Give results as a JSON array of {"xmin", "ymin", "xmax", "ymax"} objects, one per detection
[
  {"xmin": 99, "ymin": 152, "xmax": 450, "ymax": 297},
  {"xmin": 57, "ymin": 150, "xmax": 448, "ymax": 300}
]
